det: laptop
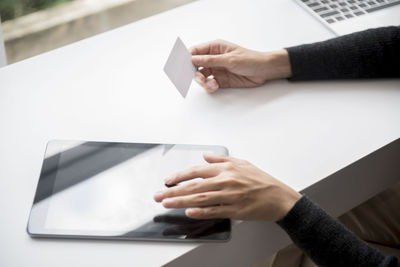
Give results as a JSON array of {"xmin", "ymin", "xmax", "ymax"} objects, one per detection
[{"xmin": 294, "ymin": 0, "xmax": 400, "ymax": 35}]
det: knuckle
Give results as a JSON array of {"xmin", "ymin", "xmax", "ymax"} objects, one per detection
[
  {"xmin": 164, "ymin": 187, "xmax": 179, "ymax": 198},
  {"xmin": 218, "ymin": 177, "xmax": 233, "ymax": 187},
  {"xmin": 187, "ymin": 180, "xmax": 200, "ymax": 190},
  {"xmin": 194, "ymin": 193, "xmax": 208, "ymax": 204},
  {"xmin": 175, "ymin": 199, "xmax": 185, "ymax": 208},
  {"xmin": 204, "ymin": 206, "xmax": 217, "ymax": 217},
  {"xmin": 202, "ymin": 55, "xmax": 212, "ymax": 64},
  {"xmin": 209, "ymin": 206, "xmax": 218, "ymax": 215},
  {"xmin": 224, "ymin": 162, "xmax": 235, "ymax": 170},
  {"xmin": 188, "ymin": 166, "xmax": 201, "ymax": 177}
]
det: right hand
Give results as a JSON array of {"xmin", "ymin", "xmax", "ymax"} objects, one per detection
[
  {"xmin": 154, "ymin": 153, "xmax": 301, "ymax": 221},
  {"xmin": 190, "ymin": 40, "xmax": 292, "ymax": 93}
]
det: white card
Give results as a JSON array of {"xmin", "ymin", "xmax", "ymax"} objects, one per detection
[{"xmin": 163, "ymin": 37, "xmax": 196, "ymax": 98}]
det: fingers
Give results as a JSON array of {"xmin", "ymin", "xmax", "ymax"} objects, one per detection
[
  {"xmin": 203, "ymin": 153, "xmax": 229, "ymax": 163},
  {"xmin": 164, "ymin": 164, "xmax": 223, "ymax": 186},
  {"xmin": 189, "ymin": 39, "xmax": 234, "ymax": 56},
  {"xmin": 154, "ymin": 178, "xmax": 220, "ymax": 202},
  {"xmin": 192, "ymin": 54, "xmax": 229, "ymax": 68},
  {"xmin": 186, "ymin": 205, "xmax": 237, "ymax": 219},
  {"xmin": 189, "ymin": 42, "xmax": 212, "ymax": 56},
  {"xmin": 189, "ymin": 40, "xmax": 225, "ymax": 56},
  {"xmin": 203, "ymin": 153, "xmax": 244, "ymax": 165},
  {"xmin": 199, "ymin": 67, "xmax": 212, "ymax": 78},
  {"xmin": 194, "ymin": 71, "xmax": 219, "ymax": 93},
  {"xmin": 162, "ymin": 191, "xmax": 238, "ymax": 209}
]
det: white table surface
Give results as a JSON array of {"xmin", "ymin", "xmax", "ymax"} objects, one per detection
[{"xmin": 1, "ymin": 0, "xmax": 399, "ymax": 266}]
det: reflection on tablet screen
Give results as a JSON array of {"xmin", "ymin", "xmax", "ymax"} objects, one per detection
[{"xmin": 27, "ymin": 141, "xmax": 231, "ymax": 242}]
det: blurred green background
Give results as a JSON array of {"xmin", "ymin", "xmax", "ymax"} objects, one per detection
[{"xmin": 0, "ymin": 0, "xmax": 73, "ymax": 22}]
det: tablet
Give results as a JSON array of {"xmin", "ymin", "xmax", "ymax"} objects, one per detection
[{"xmin": 27, "ymin": 140, "xmax": 231, "ymax": 242}]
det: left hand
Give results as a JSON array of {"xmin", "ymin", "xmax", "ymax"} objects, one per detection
[
  {"xmin": 153, "ymin": 153, "xmax": 301, "ymax": 221},
  {"xmin": 189, "ymin": 40, "xmax": 292, "ymax": 93}
]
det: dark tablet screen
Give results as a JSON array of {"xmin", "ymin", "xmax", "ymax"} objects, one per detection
[{"xmin": 27, "ymin": 141, "xmax": 230, "ymax": 242}]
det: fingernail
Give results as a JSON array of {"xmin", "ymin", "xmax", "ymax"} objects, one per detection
[
  {"xmin": 154, "ymin": 191, "xmax": 163, "ymax": 201},
  {"xmin": 208, "ymin": 85, "xmax": 218, "ymax": 93},
  {"xmin": 206, "ymin": 82, "xmax": 218, "ymax": 91},
  {"xmin": 162, "ymin": 198, "xmax": 174, "ymax": 207},
  {"xmin": 186, "ymin": 208, "xmax": 197, "ymax": 217},
  {"xmin": 165, "ymin": 176, "xmax": 173, "ymax": 184}
]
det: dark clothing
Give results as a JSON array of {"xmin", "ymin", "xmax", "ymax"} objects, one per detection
[
  {"xmin": 279, "ymin": 27, "xmax": 400, "ymax": 266},
  {"xmin": 277, "ymin": 196, "xmax": 399, "ymax": 267},
  {"xmin": 287, "ymin": 26, "xmax": 400, "ymax": 80}
]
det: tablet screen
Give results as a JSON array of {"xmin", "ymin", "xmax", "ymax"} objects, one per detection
[{"xmin": 27, "ymin": 141, "xmax": 230, "ymax": 241}]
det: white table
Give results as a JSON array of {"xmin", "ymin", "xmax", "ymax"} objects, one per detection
[{"xmin": 0, "ymin": 0, "xmax": 399, "ymax": 266}]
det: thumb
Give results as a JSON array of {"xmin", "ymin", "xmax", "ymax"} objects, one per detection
[
  {"xmin": 192, "ymin": 54, "xmax": 229, "ymax": 68},
  {"xmin": 203, "ymin": 153, "xmax": 229, "ymax": 163}
]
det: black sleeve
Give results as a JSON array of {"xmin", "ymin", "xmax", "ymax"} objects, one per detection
[
  {"xmin": 277, "ymin": 196, "xmax": 399, "ymax": 267},
  {"xmin": 286, "ymin": 26, "xmax": 400, "ymax": 80}
]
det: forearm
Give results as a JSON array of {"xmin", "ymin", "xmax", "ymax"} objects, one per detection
[
  {"xmin": 285, "ymin": 26, "xmax": 400, "ymax": 80},
  {"xmin": 277, "ymin": 196, "xmax": 399, "ymax": 267}
]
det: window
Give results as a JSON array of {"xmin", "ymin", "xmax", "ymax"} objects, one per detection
[{"xmin": 0, "ymin": 0, "xmax": 194, "ymax": 64}]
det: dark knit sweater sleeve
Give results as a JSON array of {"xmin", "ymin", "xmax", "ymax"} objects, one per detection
[
  {"xmin": 277, "ymin": 196, "xmax": 399, "ymax": 267},
  {"xmin": 286, "ymin": 26, "xmax": 400, "ymax": 80}
]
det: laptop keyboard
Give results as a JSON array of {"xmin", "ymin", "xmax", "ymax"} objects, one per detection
[{"xmin": 301, "ymin": 0, "xmax": 400, "ymax": 24}]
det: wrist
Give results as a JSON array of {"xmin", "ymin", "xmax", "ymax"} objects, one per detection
[
  {"xmin": 277, "ymin": 188, "xmax": 302, "ymax": 220},
  {"xmin": 262, "ymin": 49, "xmax": 292, "ymax": 80}
]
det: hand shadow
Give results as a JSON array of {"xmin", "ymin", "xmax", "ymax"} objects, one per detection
[{"xmin": 153, "ymin": 208, "xmax": 229, "ymax": 238}]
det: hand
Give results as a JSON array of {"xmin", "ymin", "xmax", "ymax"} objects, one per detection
[
  {"xmin": 153, "ymin": 154, "xmax": 301, "ymax": 221},
  {"xmin": 190, "ymin": 40, "xmax": 292, "ymax": 93}
]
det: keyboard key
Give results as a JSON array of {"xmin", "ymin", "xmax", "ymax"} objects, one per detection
[
  {"xmin": 359, "ymin": 3, "xmax": 367, "ymax": 7},
  {"xmin": 330, "ymin": 4, "xmax": 339, "ymax": 7},
  {"xmin": 341, "ymin": 7, "xmax": 349, "ymax": 11},
  {"xmin": 320, "ymin": 10, "xmax": 340, "ymax": 17},
  {"xmin": 366, "ymin": 0, "xmax": 400, "ymax": 12},
  {"xmin": 348, "ymin": 0, "xmax": 356, "ymax": 3},
  {"xmin": 336, "ymin": 16, "xmax": 345, "ymax": 20},
  {"xmin": 345, "ymin": 14, "xmax": 354, "ymax": 18},
  {"xmin": 339, "ymin": 2, "xmax": 347, "ymax": 5},
  {"xmin": 354, "ymin": 11, "xmax": 365, "ymax": 15},
  {"xmin": 367, "ymin": 1, "xmax": 376, "ymax": 4},
  {"xmin": 308, "ymin": 2, "xmax": 320, "ymax": 7},
  {"xmin": 314, "ymin": 6, "xmax": 329, "ymax": 12},
  {"xmin": 350, "ymin": 5, "xmax": 358, "ymax": 9},
  {"xmin": 327, "ymin": 18, "xmax": 335, "ymax": 23},
  {"xmin": 321, "ymin": 0, "xmax": 329, "ymax": 3}
]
